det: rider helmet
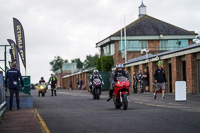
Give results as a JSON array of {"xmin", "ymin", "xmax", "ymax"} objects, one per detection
[
  {"xmin": 116, "ymin": 64, "xmax": 124, "ymax": 72},
  {"xmin": 93, "ymin": 70, "xmax": 99, "ymax": 78}
]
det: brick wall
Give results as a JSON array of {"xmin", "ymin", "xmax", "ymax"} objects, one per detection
[
  {"xmin": 130, "ymin": 66, "xmax": 136, "ymax": 91},
  {"xmin": 113, "ymin": 41, "xmax": 125, "ymax": 65},
  {"xmin": 161, "ymin": 59, "xmax": 169, "ymax": 92},
  {"xmin": 171, "ymin": 57, "xmax": 181, "ymax": 93},
  {"xmin": 186, "ymin": 54, "xmax": 197, "ymax": 94},
  {"xmin": 148, "ymin": 40, "xmax": 160, "ymax": 52},
  {"xmin": 148, "ymin": 62, "xmax": 157, "ymax": 92}
]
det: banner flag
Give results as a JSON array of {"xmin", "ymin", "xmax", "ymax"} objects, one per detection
[
  {"xmin": 13, "ymin": 18, "xmax": 26, "ymax": 69},
  {"xmin": 7, "ymin": 39, "xmax": 20, "ymax": 70},
  {"xmin": 8, "ymin": 61, "xmax": 12, "ymax": 69}
]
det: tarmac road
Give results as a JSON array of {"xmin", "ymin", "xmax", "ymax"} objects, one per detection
[{"xmin": 32, "ymin": 89, "xmax": 200, "ymax": 133}]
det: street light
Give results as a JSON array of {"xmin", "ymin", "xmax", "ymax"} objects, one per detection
[{"xmin": 141, "ymin": 48, "xmax": 149, "ymax": 60}]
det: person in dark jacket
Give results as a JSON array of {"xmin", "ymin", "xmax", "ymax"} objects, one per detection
[
  {"xmin": 107, "ymin": 64, "xmax": 130, "ymax": 101},
  {"xmin": 133, "ymin": 71, "xmax": 138, "ymax": 93},
  {"xmin": 5, "ymin": 63, "xmax": 24, "ymax": 111},
  {"xmin": 49, "ymin": 74, "xmax": 57, "ymax": 96},
  {"xmin": 153, "ymin": 61, "xmax": 167, "ymax": 99},
  {"xmin": 143, "ymin": 68, "xmax": 149, "ymax": 92},
  {"xmin": 70, "ymin": 81, "xmax": 72, "ymax": 90},
  {"xmin": 79, "ymin": 79, "xmax": 83, "ymax": 90},
  {"xmin": 137, "ymin": 70, "xmax": 144, "ymax": 93}
]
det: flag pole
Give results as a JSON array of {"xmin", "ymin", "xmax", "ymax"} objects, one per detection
[
  {"xmin": 121, "ymin": 15, "xmax": 123, "ymax": 53},
  {"xmin": 124, "ymin": 15, "xmax": 127, "ymax": 63}
]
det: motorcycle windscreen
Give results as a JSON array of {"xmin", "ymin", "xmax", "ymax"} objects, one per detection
[
  {"xmin": 116, "ymin": 76, "xmax": 128, "ymax": 82},
  {"xmin": 93, "ymin": 79, "xmax": 101, "ymax": 83}
]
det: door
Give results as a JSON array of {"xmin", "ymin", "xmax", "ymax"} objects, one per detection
[
  {"xmin": 182, "ymin": 61, "xmax": 186, "ymax": 81},
  {"xmin": 168, "ymin": 64, "xmax": 172, "ymax": 93},
  {"xmin": 198, "ymin": 60, "xmax": 200, "ymax": 93}
]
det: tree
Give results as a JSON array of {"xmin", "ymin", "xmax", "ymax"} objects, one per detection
[
  {"xmin": 50, "ymin": 56, "xmax": 64, "ymax": 73},
  {"xmin": 83, "ymin": 54, "xmax": 99, "ymax": 69},
  {"xmin": 71, "ymin": 58, "xmax": 83, "ymax": 69},
  {"xmin": 96, "ymin": 56, "xmax": 114, "ymax": 72}
]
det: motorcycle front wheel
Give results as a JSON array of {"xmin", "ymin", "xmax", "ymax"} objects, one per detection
[
  {"xmin": 96, "ymin": 89, "xmax": 100, "ymax": 100},
  {"xmin": 122, "ymin": 93, "xmax": 128, "ymax": 110}
]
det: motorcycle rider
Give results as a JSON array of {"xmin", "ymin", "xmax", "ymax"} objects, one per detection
[
  {"xmin": 39, "ymin": 77, "xmax": 45, "ymax": 84},
  {"xmin": 107, "ymin": 64, "xmax": 130, "ymax": 101},
  {"xmin": 48, "ymin": 74, "xmax": 57, "ymax": 96},
  {"xmin": 38, "ymin": 77, "xmax": 46, "ymax": 96},
  {"xmin": 89, "ymin": 70, "xmax": 103, "ymax": 93}
]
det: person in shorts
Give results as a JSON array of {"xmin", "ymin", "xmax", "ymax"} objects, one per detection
[{"xmin": 153, "ymin": 61, "xmax": 167, "ymax": 99}]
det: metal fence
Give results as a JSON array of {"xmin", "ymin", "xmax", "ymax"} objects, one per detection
[{"xmin": 0, "ymin": 72, "xmax": 6, "ymax": 116}]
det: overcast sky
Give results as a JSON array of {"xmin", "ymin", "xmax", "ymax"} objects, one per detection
[{"xmin": 0, "ymin": 0, "xmax": 200, "ymax": 83}]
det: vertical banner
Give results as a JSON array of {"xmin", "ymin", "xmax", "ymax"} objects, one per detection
[
  {"xmin": 13, "ymin": 18, "xmax": 26, "ymax": 69},
  {"xmin": 7, "ymin": 39, "xmax": 20, "ymax": 70},
  {"xmin": 8, "ymin": 61, "xmax": 12, "ymax": 69}
]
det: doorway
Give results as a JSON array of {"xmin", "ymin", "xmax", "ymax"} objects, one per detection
[
  {"xmin": 168, "ymin": 64, "xmax": 172, "ymax": 93},
  {"xmin": 182, "ymin": 61, "xmax": 186, "ymax": 81},
  {"xmin": 198, "ymin": 60, "xmax": 200, "ymax": 93}
]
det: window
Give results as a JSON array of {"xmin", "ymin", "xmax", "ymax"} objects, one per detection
[
  {"xmin": 102, "ymin": 43, "xmax": 115, "ymax": 56},
  {"xmin": 110, "ymin": 43, "xmax": 115, "ymax": 55},
  {"xmin": 160, "ymin": 40, "xmax": 188, "ymax": 50},
  {"xmin": 140, "ymin": 41, "xmax": 148, "ymax": 49},
  {"xmin": 119, "ymin": 41, "xmax": 147, "ymax": 51},
  {"xmin": 160, "ymin": 41, "xmax": 168, "ymax": 50}
]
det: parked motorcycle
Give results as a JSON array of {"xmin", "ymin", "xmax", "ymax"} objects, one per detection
[
  {"xmin": 38, "ymin": 82, "xmax": 46, "ymax": 97},
  {"xmin": 113, "ymin": 76, "xmax": 130, "ymax": 110},
  {"xmin": 92, "ymin": 78, "xmax": 103, "ymax": 100}
]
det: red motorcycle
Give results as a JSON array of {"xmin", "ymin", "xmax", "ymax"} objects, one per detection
[{"xmin": 113, "ymin": 76, "xmax": 130, "ymax": 110}]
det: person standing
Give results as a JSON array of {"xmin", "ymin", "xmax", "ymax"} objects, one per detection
[
  {"xmin": 143, "ymin": 68, "xmax": 149, "ymax": 92},
  {"xmin": 76, "ymin": 79, "xmax": 79, "ymax": 90},
  {"xmin": 137, "ymin": 70, "xmax": 144, "ymax": 93},
  {"xmin": 79, "ymin": 79, "xmax": 83, "ymax": 90},
  {"xmin": 153, "ymin": 61, "xmax": 167, "ymax": 99},
  {"xmin": 5, "ymin": 63, "xmax": 24, "ymax": 111},
  {"xmin": 132, "ymin": 71, "xmax": 138, "ymax": 93},
  {"xmin": 49, "ymin": 74, "xmax": 57, "ymax": 96},
  {"xmin": 70, "ymin": 81, "xmax": 72, "ymax": 90}
]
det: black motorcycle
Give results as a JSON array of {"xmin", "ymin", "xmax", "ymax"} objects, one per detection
[{"xmin": 92, "ymin": 78, "xmax": 103, "ymax": 100}]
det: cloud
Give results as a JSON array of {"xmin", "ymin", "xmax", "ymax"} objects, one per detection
[{"xmin": 0, "ymin": 0, "xmax": 199, "ymax": 83}]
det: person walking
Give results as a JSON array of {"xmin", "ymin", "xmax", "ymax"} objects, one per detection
[
  {"xmin": 132, "ymin": 71, "xmax": 138, "ymax": 93},
  {"xmin": 153, "ymin": 61, "xmax": 167, "ymax": 99},
  {"xmin": 49, "ymin": 74, "xmax": 57, "ymax": 96},
  {"xmin": 5, "ymin": 63, "xmax": 24, "ymax": 111},
  {"xmin": 143, "ymin": 68, "xmax": 149, "ymax": 92},
  {"xmin": 137, "ymin": 69, "xmax": 144, "ymax": 93}
]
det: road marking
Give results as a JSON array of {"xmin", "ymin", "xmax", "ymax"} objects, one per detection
[
  {"xmin": 134, "ymin": 101, "xmax": 143, "ymax": 104},
  {"xmin": 146, "ymin": 104, "xmax": 165, "ymax": 107},
  {"xmin": 169, "ymin": 103, "xmax": 181, "ymax": 106},
  {"xmin": 35, "ymin": 108, "xmax": 50, "ymax": 133}
]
